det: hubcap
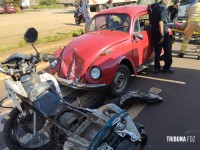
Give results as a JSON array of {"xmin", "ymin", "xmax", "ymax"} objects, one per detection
[{"xmin": 114, "ymin": 71, "xmax": 127, "ymax": 92}]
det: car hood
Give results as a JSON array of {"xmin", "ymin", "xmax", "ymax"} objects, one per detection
[{"xmin": 59, "ymin": 31, "xmax": 129, "ymax": 79}]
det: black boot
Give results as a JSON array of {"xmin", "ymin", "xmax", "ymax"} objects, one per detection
[{"xmin": 178, "ymin": 53, "xmax": 184, "ymax": 58}]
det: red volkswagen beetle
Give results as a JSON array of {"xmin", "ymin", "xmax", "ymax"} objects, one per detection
[{"xmin": 50, "ymin": 5, "xmax": 155, "ymax": 97}]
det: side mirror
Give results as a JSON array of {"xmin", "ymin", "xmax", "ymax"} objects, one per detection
[
  {"xmin": 133, "ymin": 33, "xmax": 144, "ymax": 42},
  {"xmin": 134, "ymin": 33, "xmax": 144, "ymax": 40},
  {"xmin": 24, "ymin": 28, "xmax": 38, "ymax": 44}
]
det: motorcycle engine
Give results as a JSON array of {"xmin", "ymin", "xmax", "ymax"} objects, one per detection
[{"xmin": 59, "ymin": 111, "xmax": 102, "ymax": 141}]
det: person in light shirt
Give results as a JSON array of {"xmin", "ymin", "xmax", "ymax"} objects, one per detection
[{"xmin": 178, "ymin": 0, "xmax": 200, "ymax": 60}]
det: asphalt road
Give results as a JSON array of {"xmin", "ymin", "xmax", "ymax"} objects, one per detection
[
  {"xmin": 0, "ymin": 8, "xmax": 200, "ymax": 150},
  {"xmin": 133, "ymin": 41, "xmax": 200, "ymax": 150}
]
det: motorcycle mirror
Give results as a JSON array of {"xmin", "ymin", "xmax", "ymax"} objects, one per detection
[{"xmin": 24, "ymin": 28, "xmax": 38, "ymax": 44}]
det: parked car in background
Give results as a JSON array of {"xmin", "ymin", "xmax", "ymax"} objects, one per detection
[
  {"xmin": 0, "ymin": 4, "xmax": 5, "ymax": 13},
  {"xmin": 5, "ymin": 4, "xmax": 16, "ymax": 13},
  {"xmin": 0, "ymin": 3, "xmax": 16, "ymax": 14},
  {"xmin": 50, "ymin": 5, "xmax": 155, "ymax": 97}
]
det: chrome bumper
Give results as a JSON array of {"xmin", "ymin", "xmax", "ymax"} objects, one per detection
[{"xmin": 54, "ymin": 73, "xmax": 107, "ymax": 90}]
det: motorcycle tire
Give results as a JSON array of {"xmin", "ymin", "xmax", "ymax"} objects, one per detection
[
  {"xmin": 3, "ymin": 107, "xmax": 56, "ymax": 150},
  {"xmin": 116, "ymin": 139, "xmax": 142, "ymax": 150},
  {"xmin": 135, "ymin": 123, "xmax": 148, "ymax": 148},
  {"xmin": 75, "ymin": 17, "xmax": 80, "ymax": 25}
]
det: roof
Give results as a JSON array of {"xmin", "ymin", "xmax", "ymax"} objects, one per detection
[{"xmin": 96, "ymin": 5, "xmax": 150, "ymax": 18}]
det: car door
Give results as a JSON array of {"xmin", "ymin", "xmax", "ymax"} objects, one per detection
[{"xmin": 132, "ymin": 12, "xmax": 153, "ymax": 70}]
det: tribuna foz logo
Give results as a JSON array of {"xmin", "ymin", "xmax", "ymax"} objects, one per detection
[{"xmin": 166, "ymin": 136, "xmax": 195, "ymax": 142}]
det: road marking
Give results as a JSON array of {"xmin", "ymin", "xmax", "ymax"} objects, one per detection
[
  {"xmin": 128, "ymin": 103, "xmax": 147, "ymax": 119},
  {"xmin": 73, "ymin": 90, "xmax": 104, "ymax": 107},
  {"xmin": 135, "ymin": 75, "xmax": 186, "ymax": 85}
]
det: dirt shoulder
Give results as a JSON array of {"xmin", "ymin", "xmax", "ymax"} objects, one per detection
[{"xmin": 0, "ymin": 8, "xmax": 84, "ymax": 47}]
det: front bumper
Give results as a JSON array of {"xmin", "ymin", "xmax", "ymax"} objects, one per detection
[{"xmin": 54, "ymin": 73, "xmax": 107, "ymax": 90}]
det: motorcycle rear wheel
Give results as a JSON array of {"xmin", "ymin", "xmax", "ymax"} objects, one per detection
[{"xmin": 3, "ymin": 107, "xmax": 55, "ymax": 150}]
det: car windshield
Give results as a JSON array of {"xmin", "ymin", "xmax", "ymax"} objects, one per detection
[{"xmin": 88, "ymin": 14, "xmax": 130, "ymax": 32}]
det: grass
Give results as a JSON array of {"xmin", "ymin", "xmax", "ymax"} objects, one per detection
[
  {"xmin": 0, "ymin": 29, "xmax": 84, "ymax": 53},
  {"xmin": 30, "ymin": 4, "xmax": 65, "ymax": 9}
]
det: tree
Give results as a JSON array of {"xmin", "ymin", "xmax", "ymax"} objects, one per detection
[{"xmin": 3, "ymin": 0, "xmax": 22, "ymax": 6}]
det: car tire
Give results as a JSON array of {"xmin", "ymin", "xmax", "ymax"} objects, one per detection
[{"xmin": 109, "ymin": 64, "xmax": 130, "ymax": 97}]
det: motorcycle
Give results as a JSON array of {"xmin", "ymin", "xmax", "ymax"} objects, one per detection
[
  {"xmin": 74, "ymin": 5, "xmax": 85, "ymax": 25},
  {"xmin": 0, "ymin": 28, "xmax": 147, "ymax": 150}
]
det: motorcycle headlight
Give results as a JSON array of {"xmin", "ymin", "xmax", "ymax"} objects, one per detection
[
  {"xmin": 50, "ymin": 60, "xmax": 57, "ymax": 68},
  {"xmin": 91, "ymin": 67, "xmax": 101, "ymax": 80}
]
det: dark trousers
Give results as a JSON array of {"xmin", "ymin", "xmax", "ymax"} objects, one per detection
[
  {"xmin": 78, "ymin": 15, "xmax": 82, "ymax": 25},
  {"xmin": 154, "ymin": 33, "xmax": 172, "ymax": 70}
]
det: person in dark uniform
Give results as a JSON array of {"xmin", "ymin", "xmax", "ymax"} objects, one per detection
[
  {"xmin": 151, "ymin": 0, "xmax": 175, "ymax": 73},
  {"xmin": 168, "ymin": 0, "xmax": 180, "ymax": 23}
]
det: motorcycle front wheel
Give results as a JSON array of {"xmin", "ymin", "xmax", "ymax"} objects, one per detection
[{"xmin": 3, "ymin": 107, "xmax": 55, "ymax": 150}]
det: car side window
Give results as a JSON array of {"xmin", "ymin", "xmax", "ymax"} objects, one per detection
[
  {"xmin": 133, "ymin": 14, "xmax": 150, "ymax": 32},
  {"xmin": 134, "ymin": 18, "xmax": 140, "ymax": 32},
  {"xmin": 139, "ymin": 14, "xmax": 150, "ymax": 31}
]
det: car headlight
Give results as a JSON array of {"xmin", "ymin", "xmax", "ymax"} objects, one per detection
[
  {"xmin": 50, "ymin": 60, "xmax": 57, "ymax": 68},
  {"xmin": 91, "ymin": 67, "xmax": 101, "ymax": 80}
]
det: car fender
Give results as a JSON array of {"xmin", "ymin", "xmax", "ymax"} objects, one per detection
[{"xmin": 85, "ymin": 52, "xmax": 137, "ymax": 85}]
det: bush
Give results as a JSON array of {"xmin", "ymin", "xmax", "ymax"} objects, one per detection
[
  {"xmin": 39, "ymin": 0, "xmax": 57, "ymax": 5},
  {"xmin": 3, "ymin": 0, "xmax": 22, "ymax": 7}
]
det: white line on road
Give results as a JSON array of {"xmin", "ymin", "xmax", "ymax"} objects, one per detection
[{"xmin": 135, "ymin": 75, "xmax": 186, "ymax": 85}]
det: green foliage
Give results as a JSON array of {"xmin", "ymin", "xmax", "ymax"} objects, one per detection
[
  {"xmin": 0, "ymin": 29, "xmax": 84, "ymax": 53},
  {"xmin": 3, "ymin": 0, "xmax": 22, "ymax": 7},
  {"xmin": 30, "ymin": 4, "xmax": 64, "ymax": 9},
  {"xmin": 39, "ymin": 0, "xmax": 57, "ymax": 5}
]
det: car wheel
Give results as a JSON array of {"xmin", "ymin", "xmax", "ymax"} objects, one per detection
[{"xmin": 109, "ymin": 64, "xmax": 130, "ymax": 97}]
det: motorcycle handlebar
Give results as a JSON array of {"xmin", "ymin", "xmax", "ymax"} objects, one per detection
[{"xmin": 0, "ymin": 53, "xmax": 51, "ymax": 76}]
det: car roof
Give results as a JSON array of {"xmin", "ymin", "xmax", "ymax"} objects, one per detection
[{"xmin": 96, "ymin": 5, "xmax": 150, "ymax": 18}]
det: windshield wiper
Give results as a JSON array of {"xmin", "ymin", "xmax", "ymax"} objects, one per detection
[
  {"xmin": 111, "ymin": 25, "xmax": 129, "ymax": 31},
  {"xmin": 99, "ymin": 23, "xmax": 109, "ymax": 29}
]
